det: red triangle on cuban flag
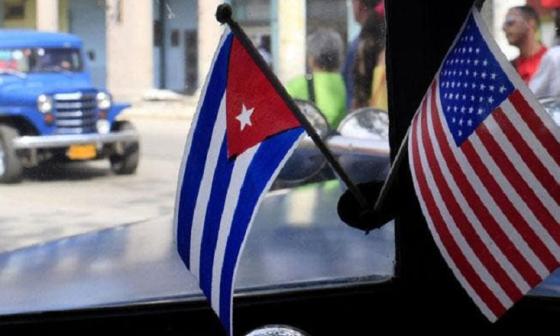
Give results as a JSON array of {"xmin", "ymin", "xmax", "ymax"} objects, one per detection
[{"xmin": 226, "ymin": 37, "xmax": 301, "ymax": 159}]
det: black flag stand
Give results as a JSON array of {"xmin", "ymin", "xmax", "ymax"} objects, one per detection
[
  {"xmin": 215, "ymin": 4, "xmax": 370, "ymax": 209},
  {"xmin": 373, "ymin": 130, "xmax": 409, "ymax": 212}
]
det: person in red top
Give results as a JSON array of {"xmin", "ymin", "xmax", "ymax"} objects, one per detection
[{"xmin": 503, "ymin": 5, "xmax": 547, "ymax": 83}]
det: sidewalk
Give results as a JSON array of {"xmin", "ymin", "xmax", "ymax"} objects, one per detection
[{"xmin": 121, "ymin": 95, "xmax": 200, "ymax": 120}]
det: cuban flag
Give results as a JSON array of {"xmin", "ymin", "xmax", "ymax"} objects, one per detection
[
  {"xmin": 174, "ymin": 29, "xmax": 304, "ymax": 335},
  {"xmin": 409, "ymin": 9, "xmax": 560, "ymax": 322}
]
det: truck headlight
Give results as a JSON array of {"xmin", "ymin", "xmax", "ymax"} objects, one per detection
[
  {"xmin": 96, "ymin": 119, "xmax": 111, "ymax": 134},
  {"xmin": 96, "ymin": 92, "xmax": 112, "ymax": 110},
  {"xmin": 37, "ymin": 94, "xmax": 53, "ymax": 114}
]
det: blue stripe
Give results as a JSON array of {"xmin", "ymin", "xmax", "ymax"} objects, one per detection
[
  {"xmin": 218, "ymin": 128, "xmax": 304, "ymax": 334},
  {"xmin": 199, "ymin": 136, "xmax": 234, "ymax": 299},
  {"xmin": 177, "ymin": 34, "xmax": 233, "ymax": 268}
]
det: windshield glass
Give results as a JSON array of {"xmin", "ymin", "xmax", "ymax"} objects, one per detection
[
  {"xmin": 0, "ymin": 0, "xmax": 393, "ymax": 319},
  {"xmin": 1, "ymin": 0, "xmax": 559, "ymax": 332},
  {"xmin": 0, "ymin": 48, "xmax": 82, "ymax": 73}
]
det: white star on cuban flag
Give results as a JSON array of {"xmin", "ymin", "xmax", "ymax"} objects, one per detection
[{"xmin": 236, "ymin": 104, "xmax": 254, "ymax": 131}]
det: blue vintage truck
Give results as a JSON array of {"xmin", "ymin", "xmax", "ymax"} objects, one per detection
[{"xmin": 0, "ymin": 30, "xmax": 139, "ymax": 183}]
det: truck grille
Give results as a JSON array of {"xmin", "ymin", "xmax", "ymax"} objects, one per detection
[{"xmin": 54, "ymin": 92, "xmax": 98, "ymax": 134}]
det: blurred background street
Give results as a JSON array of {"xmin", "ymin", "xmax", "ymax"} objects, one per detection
[
  {"xmin": 0, "ymin": 101, "xmax": 196, "ymax": 253},
  {"xmin": 0, "ymin": 0, "xmax": 554, "ymax": 253}
]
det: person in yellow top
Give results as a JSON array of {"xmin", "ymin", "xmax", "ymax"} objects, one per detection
[
  {"xmin": 286, "ymin": 29, "xmax": 347, "ymax": 128},
  {"xmin": 352, "ymin": 10, "xmax": 387, "ymax": 113},
  {"xmin": 370, "ymin": 49, "xmax": 387, "ymax": 111}
]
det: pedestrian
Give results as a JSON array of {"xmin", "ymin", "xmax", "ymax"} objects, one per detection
[
  {"xmin": 257, "ymin": 35, "xmax": 273, "ymax": 68},
  {"xmin": 503, "ymin": 5, "xmax": 547, "ymax": 83},
  {"xmin": 342, "ymin": 0, "xmax": 382, "ymax": 110},
  {"xmin": 541, "ymin": 0, "xmax": 560, "ymax": 45},
  {"xmin": 529, "ymin": 46, "xmax": 560, "ymax": 97},
  {"xmin": 352, "ymin": 9, "xmax": 386, "ymax": 111},
  {"xmin": 286, "ymin": 28, "xmax": 346, "ymax": 128}
]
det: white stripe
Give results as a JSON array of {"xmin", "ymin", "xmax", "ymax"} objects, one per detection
[
  {"xmin": 501, "ymin": 100, "xmax": 560, "ymax": 184},
  {"xmin": 224, "ymin": 132, "xmax": 304, "ymax": 335},
  {"xmin": 210, "ymin": 131, "xmax": 305, "ymax": 327},
  {"xmin": 469, "ymin": 134, "xmax": 560, "ymax": 261},
  {"xmin": 209, "ymin": 144, "xmax": 260, "ymax": 315},
  {"xmin": 521, "ymin": 101, "xmax": 560, "ymax": 144},
  {"xmin": 433, "ymin": 88, "xmax": 550, "ymax": 278},
  {"xmin": 408, "ymin": 109, "xmax": 497, "ymax": 322},
  {"xmin": 416, "ymin": 95, "xmax": 513, "ymax": 309},
  {"xmin": 173, "ymin": 29, "xmax": 230, "ymax": 246},
  {"xmin": 485, "ymin": 115, "xmax": 560, "ymax": 217},
  {"xmin": 189, "ymin": 94, "xmax": 228, "ymax": 277},
  {"xmin": 472, "ymin": 10, "xmax": 560, "ymax": 144},
  {"xmin": 426, "ymin": 93, "xmax": 530, "ymax": 293}
]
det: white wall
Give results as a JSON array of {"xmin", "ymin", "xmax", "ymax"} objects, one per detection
[
  {"xmin": 36, "ymin": 0, "xmax": 59, "ymax": 31},
  {"xmin": 197, "ymin": 0, "xmax": 224, "ymax": 95},
  {"xmin": 106, "ymin": 0, "xmax": 154, "ymax": 100},
  {"xmin": 274, "ymin": 0, "xmax": 306, "ymax": 83}
]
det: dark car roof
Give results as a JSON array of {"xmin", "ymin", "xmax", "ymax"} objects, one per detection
[{"xmin": 0, "ymin": 29, "xmax": 82, "ymax": 49}]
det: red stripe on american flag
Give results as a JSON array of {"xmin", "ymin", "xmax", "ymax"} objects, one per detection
[
  {"xmin": 460, "ymin": 141, "xmax": 559, "ymax": 271},
  {"xmin": 410, "ymin": 108, "xmax": 506, "ymax": 318},
  {"xmin": 420, "ymin": 89, "xmax": 523, "ymax": 301},
  {"xmin": 429, "ymin": 85, "xmax": 542, "ymax": 287},
  {"xmin": 474, "ymin": 124, "xmax": 560, "ymax": 246},
  {"xmin": 493, "ymin": 107, "xmax": 560, "ymax": 206},
  {"xmin": 509, "ymin": 91, "xmax": 560, "ymax": 167}
]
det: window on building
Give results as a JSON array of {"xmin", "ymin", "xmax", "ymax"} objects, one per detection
[
  {"xmin": 4, "ymin": 3, "xmax": 25, "ymax": 20},
  {"xmin": 154, "ymin": 20, "xmax": 163, "ymax": 47},
  {"xmin": 171, "ymin": 29, "xmax": 180, "ymax": 47}
]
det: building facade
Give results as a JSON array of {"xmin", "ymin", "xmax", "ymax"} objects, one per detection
[
  {"xmin": 0, "ymin": 0, "xmax": 550, "ymax": 101},
  {"xmin": 0, "ymin": 0, "xmax": 356, "ymax": 101}
]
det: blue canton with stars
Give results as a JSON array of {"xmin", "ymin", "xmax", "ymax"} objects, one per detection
[{"xmin": 439, "ymin": 14, "xmax": 514, "ymax": 146}]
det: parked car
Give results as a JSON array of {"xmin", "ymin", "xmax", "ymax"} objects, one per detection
[
  {"xmin": 537, "ymin": 96, "xmax": 560, "ymax": 126},
  {"xmin": 275, "ymin": 100, "xmax": 390, "ymax": 189},
  {"xmin": 0, "ymin": 30, "xmax": 139, "ymax": 183}
]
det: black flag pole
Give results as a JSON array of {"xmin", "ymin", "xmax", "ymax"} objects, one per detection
[
  {"xmin": 369, "ymin": 4, "xmax": 485, "ymax": 219},
  {"xmin": 373, "ymin": 130, "xmax": 409, "ymax": 213},
  {"xmin": 215, "ymin": 4, "xmax": 369, "ymax": 209},
  {"xmin": 337, "ymin": 128, "xmax": 410, "ymax": 233}
]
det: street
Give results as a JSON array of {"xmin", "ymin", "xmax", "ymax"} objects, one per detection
[{"xmin": 0, "ymin": 110, "xmax": 194, "ymax": 253}]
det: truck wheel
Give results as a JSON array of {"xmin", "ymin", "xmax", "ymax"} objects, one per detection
[
  {"xmin": 110, "ymin": 121, "xmax": 139, "ymax": 175},
  {"xmin": 0, "ymin": 125, "xmax": 23, "ymax": 183}
]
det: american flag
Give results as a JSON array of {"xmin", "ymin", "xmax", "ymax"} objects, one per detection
[{"xmin": 408, "ymin": 10, "xmax": 560, "ymax": 321}]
